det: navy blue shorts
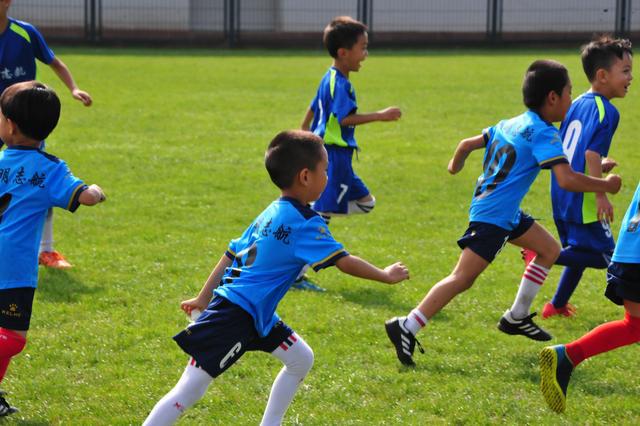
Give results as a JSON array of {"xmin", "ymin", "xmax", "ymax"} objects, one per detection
[
  {"xmin": 605, "ymin": 262, "xmax": 640, "ymax": 306},
  {"xmin": 173, "ymin": 297, "xmax": 294, "ymax": 378},
  {"xmin": 0, "ymin": 287, "xmax": 35, "ymax": 331},
  {"xmin": 312, "ymin": 146, "xmax": 370, "ymax": 214},
  {"xmin": 457, "ymin": 214, "xmax": 535, "ymax": 263},
  {"xmin": 555, "ymin": 218, "xmax": 615, "ymax": 253}
]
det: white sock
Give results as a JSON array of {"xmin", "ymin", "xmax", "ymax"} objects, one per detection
[
  {"xmin": 402, "ymin": 309, "xmax": 427, "ymax": 336},
  {"xmin": 39, "ymin": 208, "xmax": 54, "ymax": 253},
  {"xmin": 347, "ymin": 196, "xmax": 375, "ymax": 214},
  {"xmin": 509, "ymin": 262, "xmax": 550, "ymax": 319},
  {"xmin": 261, "ymin": 334, "xmax": 314, "ymax": 426},
  {"xmin": 143, "ymin": 359, "xmax": 213, "ymax": 426}
]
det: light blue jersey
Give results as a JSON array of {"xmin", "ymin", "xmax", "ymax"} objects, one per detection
[
  {"xmin": 214, "ymin": 197, "xmax": 348, "ymax": 336},
  {"xmin": 469, "ymin": 110, "xmax": 567, "ymax": 230},
  {"xmin": 310, "ymin": 67, "xmax": 358, "ymax": 149},
  {"xmin": 612, "ymin": 182, "xmax": 640, "ymax": 264},
  {"xmin": 0, "ymin": 18, "xmax": 55, "ymax": 93},
  {"xmin": 0, "ymin": 146, "xmax": 86, "ymax": 289},
  {"xmin": 551, "ymin": 92, "xmax": 619, "ymax": 223}
]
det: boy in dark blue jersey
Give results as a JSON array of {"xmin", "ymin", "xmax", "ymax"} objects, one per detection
[
  {"xmin": 0, "ymin": 81, "xmax": 105, "ymax": 417},
  {"xmin": 301, "ymin": 16, "xmax": 401, "ymax": 222},
  {"xmin": 143, "ymin": 130, "xmax": 409, "ymax": 426},
  {"xmin": 540, "ymin": 181, "xmax": 640, "ymax": 413},
  {"xmin": 385, "ymin": 60, "xmax": 622, "ymax": 367},
  {"xmin": 0, "ymin": 0, "xmax": 93, "ymax": 270},
  {"xmin": 527, "ymin": 36, "xmax": 633, "ymax": 319}
]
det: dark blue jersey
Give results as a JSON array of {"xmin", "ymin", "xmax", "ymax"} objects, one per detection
[
  {"xmin": 310, "ymin": 67, "xmax": 358, "ymax": 149},
  {"xmin": 551, "ymin": 92, "xmax": 619, "ymax": 223},
  {"xmin": 469, "ymin": 110, "xmax": 567, "ymax": 230},
  {"xmin": 0, "ymin": 146, "xmax": 85, "ymax": 289},
  {"xmin": 215, "ymin": 197, "xmax": 347, "ymax": 336},
  {"xmin": 0, "ymin": 18, "xmax": 55, "ymax": 93}
]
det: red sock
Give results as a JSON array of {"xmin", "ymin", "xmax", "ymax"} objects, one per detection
[
  {"xmin": 0, "ymin": 328, "xmax": 26, "ymax": 383},
  {"xmin": 565, "ymin": 312, "xmax": 640, "ymax": 366}
]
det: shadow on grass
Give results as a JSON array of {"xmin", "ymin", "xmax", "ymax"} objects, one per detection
[
  {"xmin": 11, "ymin": 421, "xmax": 50, "ymax": 426},
  {"xmin": 36, "ymin": 269, "xmax": 101, "ymax": 303},
  {"xmin": 337, "ymin": 286, "xmax": 415, "ymax": 312}
]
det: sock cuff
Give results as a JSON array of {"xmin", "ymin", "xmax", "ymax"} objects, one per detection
[
  {"xmin": 528, "ymin": 262, "xmax": 550, "ymax": 275},
  {"xmin": 410, "ymin": 308, "xmax": 427, "ymax": 326},
  {"xmin": 0, "ymin": 328, "xmax": 26, "ymax": 344}
]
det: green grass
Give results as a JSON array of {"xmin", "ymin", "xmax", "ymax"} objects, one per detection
[{"xmin": 4, "ymin": 47, "xmax": 640, "ymax": 424}]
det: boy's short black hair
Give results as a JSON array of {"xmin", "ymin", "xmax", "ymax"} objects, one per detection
[
  {"xmin": 522, "ymin": 60, "xmax": 569, "ymax": 110},
  {"xmin": 323, "ymin": 16, "xmax": 367, "ymax": 58},
  {"xmin": 0, "ymin": 81, "xmax": 60, "ymax": 141},
  {"xmin": 265, "ymin": 130, "xmax": 325, "ymax": 189},
  {"xmin": 581, "ymin": 35, "xmax": 633, "ymax": 82}
]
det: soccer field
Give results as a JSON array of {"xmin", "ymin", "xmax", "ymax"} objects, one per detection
[{"xmin": 7, "ymin": 47, "xmax": 640, "ymax": 424}]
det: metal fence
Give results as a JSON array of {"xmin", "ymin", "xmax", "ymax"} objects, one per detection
[{"xmin": 9, "ymin": 0, "xmax": 639, "ymax": 47}]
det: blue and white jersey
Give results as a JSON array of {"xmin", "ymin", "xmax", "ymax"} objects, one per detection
[
  {"xmin": 310, "ymin": 67, "xmax": 358, "ymax": 149},
  {"xmin": 612, "ymin": 182, "xmax": 640, "ymax": 264},
  {"xmin": 551, "ymin": 92, "xmax": 619, "ymax": 224},
  {"xmin": 0, "ymin": 18, "xmax": 55, "ymax": 93},
  {"xmin": 214, "ymin": 197, "xmax": 348, "ymax": 336},
  {"xmin": 0, "ymin": 146, "xmax": 86, "ymax": 290},
  {"xmin": 469, "ymin": 110, "xmax": 567, "ymax": 230}
]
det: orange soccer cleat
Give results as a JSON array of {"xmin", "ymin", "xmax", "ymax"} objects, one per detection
[
  {"xmin": 38, "ymin": 250, "xmax": 73, "ymax": 269},
  {"xmin": 542, "ymin": 302, "xmax": 576, "ymax": 319}
]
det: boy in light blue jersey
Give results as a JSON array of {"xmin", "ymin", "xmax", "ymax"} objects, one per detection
[
  {"xmin": 385, "ymin": 60, "xmax": 621, "ymax": 367},
  {"xmin": 301, "ymin": 16, "xmax": 401, "ymax": 221},
  {"xmin": 0, "ymin": 81, "xmax": 105, "ymax": 416},
  {"xmin": 144, "ymin": 130, "xmax": 409, "ymax": 426},
  {"xmin": 531, "ymin": 36, "xmax": 633, "ymax": 319},
  {"xmin": 540, "ymin": 181, "xmax": 640, "ymax": 414},
  {"xmin": 0, "ymin": 0, "xmax": 93, "ymax": 270}
]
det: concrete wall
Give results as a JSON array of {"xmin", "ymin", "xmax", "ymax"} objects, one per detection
[{"xmin": 7, "ymin": 0, "xmax": 624, "ymax": 34}]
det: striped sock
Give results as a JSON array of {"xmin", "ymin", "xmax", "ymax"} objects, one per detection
[
  {"xmin": 510, "ymin": 262, "xmax": 550, "ymax": 319},
  {"xmin": 402, "ymin": 308, "xmax": 427, "ymax": 336}
]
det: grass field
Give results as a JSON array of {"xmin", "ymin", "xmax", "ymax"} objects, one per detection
[{"xmin": 4, "ymin": 47, "xmax": 640, "ymax": 424}]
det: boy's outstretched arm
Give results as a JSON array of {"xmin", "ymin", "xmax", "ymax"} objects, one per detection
[
  {"xmin": 49, "ymin": 58, "xmax": 92, "ymax": 106},
  {"xmin": 340, "ymin": 107, "xmax": 401, "ymax": 126},
  {"xmin": 335, "ymin": 254, "xmax": 409, "ymax": 284},
  {"xmin": 181, "ymin": 254, "xmax": 233, "ymax": 315},
  {"xmin": 585, "ymin": 149, "xmax": 614, "ymax": 222},
  {"xmin": 301, "ymin": 108, "xmax": 314, "ymax": 131},
  {"xmin": 552, "ymin": 163, "xmax": 621, "ymax": 194},
  {"xmin": 78, "ymin": 184, "xmax": 106, "ymax": 206},
  {"xmin": 448, "ymin": 134, "xmax": 485, "ymax": 174}
]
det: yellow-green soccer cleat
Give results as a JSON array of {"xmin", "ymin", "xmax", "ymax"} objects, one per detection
[{"xmin": 539, "ymin": 345, "xmax": 574, "ymax": 413}]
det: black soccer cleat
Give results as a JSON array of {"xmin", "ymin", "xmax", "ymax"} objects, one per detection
[
  {"xmin": 0, "ymin": 391, "xmax": 18, "ymax": 417},
  {"xmin": 385, "ymin": 317, "xmax": 424, "ymax": 366},
  {"xmin": 497, "ymin": 310, "xmax": 552, "ymax": 341},
  {"xmin": 540, "ymin": 345, "xmax": 574, "ymax": 413}
]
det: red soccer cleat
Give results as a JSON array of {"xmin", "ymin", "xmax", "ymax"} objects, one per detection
[
  {"xmin": 521, "ymin": 248, "xmax": 537, "ymax": 266},
  {"xmin": 38, "ymin": 251, "xmax": 73, "ymax": 269},
  {"xmin": 541, "ymin": 302, "xmax": 576, "ymax": 319}
]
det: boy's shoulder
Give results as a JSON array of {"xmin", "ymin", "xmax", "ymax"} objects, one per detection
[{"xmin": 7, "ymin": 18, "xmax": 40, "ymax": 37}]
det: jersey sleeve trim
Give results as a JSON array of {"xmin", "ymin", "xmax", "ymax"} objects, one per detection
[
  {"xmin": 9, "ymin": 22, "xmax": 31, "ymax": 43},
  {"xmin": 67, "ymin": 184, "xmax": 87, "ymax": 212},
  {"xmin": 225, "ymin": 249, "xmax": 236, "ymax": 260},
  {"xmin": 539, "ymin": 156, "xmax": 568, "ymax": 169},
  {"xmin": 311, "ymin": 249, "xmax": 349, "ymax": 272},
  {"xmin": 594, "ymin": 96, "xmax": 606, "ymax": 123}
]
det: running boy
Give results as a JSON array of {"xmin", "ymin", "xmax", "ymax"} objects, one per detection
[
  {"xmin": 540, "ymin": 179, "xmax": 640, "ymax": 413},
  {"xmin": 530, "ymin": 36, "xmax": 633, "ymax": 319},
  {"xmin": 143, "ymin": 130, "xmax": 409, "ymax": 425},
  {"xmin": 0, "ymin": 81, "xmax": 105, "ymax": 416},
  {"xmin": 385, "ymin": 60, "xmax": 621, "ymax": 367},
  {"xmin": 301, "ymin": 16, "xmax": 401, "ymax": 222},
  {"xmin": 0, "ymin": 0, "xmax": 93, "ymax": 269}
]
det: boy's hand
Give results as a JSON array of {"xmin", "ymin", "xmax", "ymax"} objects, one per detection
[
  {"xmin": 596, "ymin": 193, "xmax": 614, "ymax": 222},
  {"xmin": 383, "ymin": 262, "xmax": 409, "ymax": 284},
  {"xmin": 72, "ymin": 88, "xmax": 92, "ymax": 106},
  {"xmin": 89, "ymin": 184, "xmax": 106, "ymax": 202},
  {"xmin": 602, "ymin": 157, "xmax": 617, "ymax": 173},
  {"xmin": 181, "ymin": 297, "xmax": 209, "ymax": 315},
  {"xmin": 377, "ymin": 107, "xmax": 402, "ymax": 121},
  {"xmin": 605, "ymin": 174, "xmax": 622, "ymax": 194}
]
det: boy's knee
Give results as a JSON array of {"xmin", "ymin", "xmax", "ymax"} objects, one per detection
[
  {"xmin": 0, "ymin": 328, "xmax": 26, "ymax": 358},
  {"xmin": 293, "ymin": 342, "xmax": 314, "ymax": 376},
  {"xmin": 347, "ymin": 196, "xmax": 375, "ymax": 214},
  {"xmin": 624, "ymin": 313, "xmax": 640, "ymax": 338}
]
